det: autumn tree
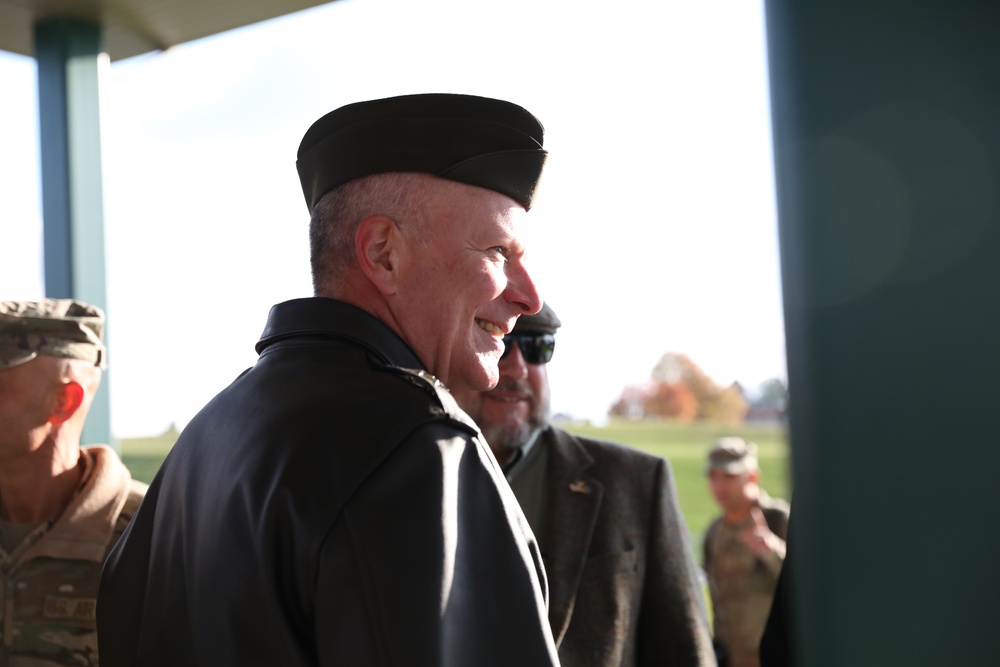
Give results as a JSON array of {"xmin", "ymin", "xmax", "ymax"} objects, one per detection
[
  {"xmin": 700, "ymin": 382, "xmax": 749, "ymax": 424},
  {"xmin": 649, "ymin": 352, "xmax": 747, "ymax": 423},
  {"xmin": 610, "ymin": 380, "xmax": 699, "ymax": 421},
  {"xmin": 609, "ymin": 384, "xmax": 650, "ymax": 419},
  {"xmin": 609, "ymin": 353, "xmax": 751, "ymax": 423},
  {"xmin": 644, "ymin": 381, "xmax": 698, "ymax": 421},
  {"xmin": 652, "ymin": 353, "xmax": 718, "ymax": 405}
]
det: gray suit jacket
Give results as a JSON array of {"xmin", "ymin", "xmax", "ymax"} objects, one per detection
[{"xmin": 531, "ymin": 426, "xmax": 716, "ymax": 667}]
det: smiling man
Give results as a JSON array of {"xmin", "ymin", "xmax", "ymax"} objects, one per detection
[
  {"xmin": 456, "ymin": 304, "xmax": 716, "ymax": 667},
  {"xmin": 97, "ymin": 94, "xmax": 559, "ymax": 667}
]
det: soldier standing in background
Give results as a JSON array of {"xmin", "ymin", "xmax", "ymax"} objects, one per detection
[
  {"xmin": 703, "ymin": 437, "xmax": 789, "ymax": 667},
  {"xmin": 0, "ymin": 300, "xmax": 146, "ymax": 666}
]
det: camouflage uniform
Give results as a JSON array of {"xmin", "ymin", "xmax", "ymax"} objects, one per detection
[
  {"xmin": 0, "ymin": 446, "xmax": 147, "ymax": 667},
  {"xmin": 703, "ymin": 493, "xmax": 789, "ymax": 667},
  {"xmin": 0, "ymin": 300, "xmax": 143, "ymax": 665}
]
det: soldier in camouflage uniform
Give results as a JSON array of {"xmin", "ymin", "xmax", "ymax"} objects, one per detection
[
  {"xmin": 703, "ymin": 437, "xmax": 789, "ymax": 667},
  {"xmin": 0, "ymin": 300, "xmax": 146, "ymax": 666}
]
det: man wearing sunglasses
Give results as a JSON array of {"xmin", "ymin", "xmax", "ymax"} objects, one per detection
[{"xmin": 456, "ymin": 303, "xmax": 716, "ymax": 667}]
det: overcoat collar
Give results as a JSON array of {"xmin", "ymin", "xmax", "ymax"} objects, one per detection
[{"xmin": 255, "ymin": 297, "xmax": 424, "ymax": 370}]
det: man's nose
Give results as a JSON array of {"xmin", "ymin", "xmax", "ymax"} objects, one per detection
[
  {"xmin": 498, "ymin": 342, "xmax": 529, "ymax": 380},
  {"xmin": 504, "ymin": 260, "xmax": 542, "ymax": 316}
]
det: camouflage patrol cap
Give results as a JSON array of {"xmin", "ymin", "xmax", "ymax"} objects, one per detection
[
  {"xmin": 0, "ymin": 299, "xmax": 107, "ymax": 369},
  {"xmin": 512, "ymin": 302, "xmax": 562, "ymax": 335},
  {"xmin": 706, "ymin": 437, "xmax": 759, "ymax": 474}
]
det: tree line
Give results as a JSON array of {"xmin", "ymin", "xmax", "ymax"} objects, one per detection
[{"xmin": 609, "ymin": 352, "xmax": 787, "ymax": 424}]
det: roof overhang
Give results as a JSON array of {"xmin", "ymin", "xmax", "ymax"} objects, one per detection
[{"xmin": 0, "ymin": 0, "xmax": 338, "ymax": 62}]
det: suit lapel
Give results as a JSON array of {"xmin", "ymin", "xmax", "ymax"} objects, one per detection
[{"xmin": 541, "ymin": 427, "xmax": 604, "ymax": 645}]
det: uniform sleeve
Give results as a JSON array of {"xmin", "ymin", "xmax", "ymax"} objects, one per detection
[
  {"xmin": 758, "ymin": 542, "xmax": 787, "ymax": 578},
  {"xmin": 313, "ymin": 420, "xmax": 558, "ymax": 667},
  {"xmin": 759, "ymin": 513, "xmax": 796, "ymax": 667},
  {"xmin": 757, "ymin": 507, "xmax": 790, "ymax": 578},
  {"xmin": 703, "ymin": 522, "xmax": 714, "ymax": 571},
  {"xmin": 637, "ymin": 458, "xmax": 718, "ymax": 667}
]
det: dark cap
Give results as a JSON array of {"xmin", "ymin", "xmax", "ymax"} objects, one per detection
[
  {"xmin": 706, "ymin": 437, "xmax": 758, "ymax": 474},
  {"xmin": 296, "ymin": 93, "xmax": 547, "ymax": 212},
  {"xmin": 0, "ymin": 299, "xmax": 106, "ymax": 369},
  {"xmin": 513, "ymin": 302, "xmax": 562, "ymax": 335}
]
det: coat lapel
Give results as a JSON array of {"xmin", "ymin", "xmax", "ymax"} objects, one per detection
[{"xmin": 540, "ymin": 427, "xmax": 604, "ymax": 646}]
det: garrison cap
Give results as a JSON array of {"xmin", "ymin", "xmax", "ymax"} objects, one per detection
[
  {"xmin": 0, "ymin": 299, "xmax": 107, "ymax": 369},
  {"xmin": 296, "ymin": 93, "xmax": 547, "ymax": 212},
  {"xmin": 513, "ymin": 302, "xmax": 562, "ymax": 335},
  {"xmin": 706, "ymin": 437, "xmax": 759, "ymax": 475}
]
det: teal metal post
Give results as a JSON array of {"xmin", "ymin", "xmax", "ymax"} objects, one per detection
[
  {"xmin": 764, "ymin": 0, "xmax": 1000, "ymax": 664},
  {"xmin": 35, "ymin": 19, "xmax": 113, "ymax": 449}
]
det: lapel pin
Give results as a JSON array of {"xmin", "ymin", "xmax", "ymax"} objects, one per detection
[{"xmin": 569, "ymin": 480, "xmax": 591, "ymax": 495}]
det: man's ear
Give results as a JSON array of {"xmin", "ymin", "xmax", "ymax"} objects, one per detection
[
  {"xmin": 355, "ymin": 215, "xmax": 402, "ymax": 295},
  {"xmin": 49, "ymin": 381, "xmax": 85, "ymax": 425}
]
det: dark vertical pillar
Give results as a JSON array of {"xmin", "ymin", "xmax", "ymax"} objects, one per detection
[
  {"xmin": 35, "ymin": 19, "xmax": 113, "ymax": 449},
  {"xmin": 764, "ymin": 0, "xmax": 1000, "ymax": 664}
]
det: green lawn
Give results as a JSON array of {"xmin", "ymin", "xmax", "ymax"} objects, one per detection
[
  {"xmin": 559, "ymin": 419, "xmax": 791, "ymax": 553},
  {"xmin": 120, "ymin": 418, "xmax": 791, "ymax": 559},
  {"xmin": 119, "ymin": 430, "xmax": 178, "ymax": 486}
]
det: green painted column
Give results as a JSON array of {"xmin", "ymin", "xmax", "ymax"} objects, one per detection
[
  {"xmin": 764, "ymin": 0, "xmax": 1000, "ymax": 664},
  {"xmin": 35, "ymin": 19, "xmax": 113, "ymax": 450}
]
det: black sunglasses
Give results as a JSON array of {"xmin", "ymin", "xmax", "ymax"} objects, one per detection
[{"xmin": 500, "ymin": 332, "xmax": 556, "ymax": 365}]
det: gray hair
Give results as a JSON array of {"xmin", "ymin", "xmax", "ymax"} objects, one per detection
[{"xmin": 309, "ymin": 172, "xmax": 434, "ymax": 295}]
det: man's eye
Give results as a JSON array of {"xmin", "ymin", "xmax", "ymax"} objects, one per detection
[{"xmin": 489, "ymin": 246, "xmax": 507, "ymax": 259}]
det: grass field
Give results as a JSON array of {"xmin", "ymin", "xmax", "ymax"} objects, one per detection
[
  {"xmin": 119, "ymin": 429, "xmax": 180, "ymax": 485},
  {"xmin": 120, "ymin": 418, "xmax": 791, "ymax": 558},
  {"xmin": 560, "ymin": 419, "xmax": 791, "ymax": 551}
]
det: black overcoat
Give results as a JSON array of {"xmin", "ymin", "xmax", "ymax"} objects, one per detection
[{"xmin": 98, "ymin": 298, "xmax": 559, "ymax": 667}]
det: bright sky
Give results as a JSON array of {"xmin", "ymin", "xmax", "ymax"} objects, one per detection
[{"xmin": 0, "ymin": 0, "xmax": 786, "ymax": 438}]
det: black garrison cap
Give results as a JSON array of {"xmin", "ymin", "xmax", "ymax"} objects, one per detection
[{"xmin": 296, "ymin": 93, "xmax": 547, "ymax": 212}]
